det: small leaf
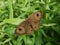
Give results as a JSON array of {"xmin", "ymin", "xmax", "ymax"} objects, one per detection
[
  {"xmin": 26, "ymin": 36, "xmax": 34, "ymax": 45},
  {"xmin": 45, "ymin": 42, "xmax": 52, "ymax": 45},
  {"xmin": 52, "ymin": 26, "xmax": 60, "ymax": 35},
  {"xmin": 3, "ymin": 18, "xmax": 25, "ymax": 25},
  {"xmin": 2, "ymin": 38, "xmax": 12, "ymax": 44},
  {"xmin": 42, "ymin": 23, "xmax": 56, "ymax": 26},
  {"xmin": 35, "ymin": 31, "xmax": 42, "ymax": 45}
]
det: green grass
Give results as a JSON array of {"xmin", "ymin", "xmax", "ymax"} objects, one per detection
[{"xmin": 0, "ymin": 0, "xmax": 60, "ymax": 45}]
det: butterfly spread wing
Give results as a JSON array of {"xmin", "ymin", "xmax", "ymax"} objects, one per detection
[{"xmin": 15, "ymin": 11, "xmax": 42, "ymax": 35}]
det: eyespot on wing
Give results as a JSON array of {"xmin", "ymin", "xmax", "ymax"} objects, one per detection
[
  {"xmin": 28, "ymin": 11, "xmax": 42, "ymax": 21},
  {"xmin": 15, "ymin": 21, "xmax": 26, "ymax": 35}
]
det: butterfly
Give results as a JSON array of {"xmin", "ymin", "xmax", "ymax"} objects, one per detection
[{"xmin": 15, "ymin": 11, "xmax": 42, "ymax": 35}]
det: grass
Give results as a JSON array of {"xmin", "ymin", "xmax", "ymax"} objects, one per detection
[{"xmin": 0, "ymin": 0, "xmax": 60, "ymax": 45}]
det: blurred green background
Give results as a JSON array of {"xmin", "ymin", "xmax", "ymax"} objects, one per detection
[{"xmin": 0, "ymin": 0, "xmax": 60, "ymax": 45}]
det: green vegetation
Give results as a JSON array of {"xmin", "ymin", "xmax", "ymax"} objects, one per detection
[{"xmin": 0, "ymin": 0, "xmax": 60, "ymax": 45}]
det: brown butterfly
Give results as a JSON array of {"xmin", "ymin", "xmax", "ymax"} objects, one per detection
[{"xmin": 15, "ymin": 11, "xmax": 42, "ymax": 35}]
